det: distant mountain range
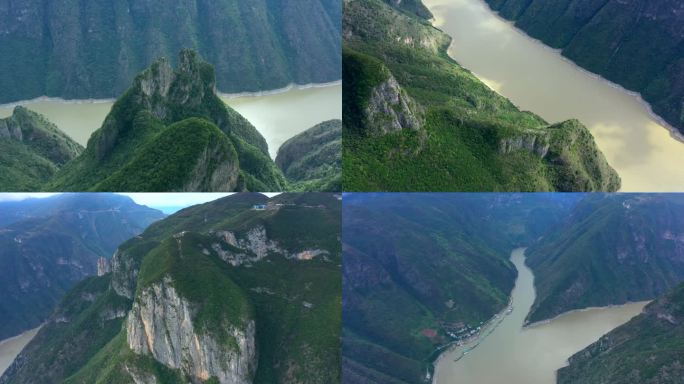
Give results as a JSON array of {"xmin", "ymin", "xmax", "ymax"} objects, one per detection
[
  {"xmin": 0, "ymin": 0, "xmax": 341, "ymax": 103},
  {"xmin": 342, "ymin": 0, "xmax": 620, "ymax": 192},
  {"xmin": 0, "ymin": 193, "xmax": 341, "ymax": 384},
  {"xmin": 0, "ymin": 194, "xmax": 164, "ymax": 340},
  {"xmin": 484, "ymin": 0, "xmax": 684, "ymax": 135}
]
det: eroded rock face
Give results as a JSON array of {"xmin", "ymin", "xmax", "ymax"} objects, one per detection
[
  {"xmin": 212, "ymin": 226, "xmax": 330, "ymax": 266},
  {"xmin": 127, "ymin": 276, "xmax": 256, "ymax": 384},
  {"xmin": 181, "ymin": 139, "xmax": 240, "ymax": 192},
  {"xmin": 366, "ymin": 73, "xmax": 423, "ymax": 136},
  {"xmin": 499, "ymin": 132, "xmax": 550, "ymax": 158},
  {"xmin": 111, "ymin": 249, "xmax": 138, "ymax": 300}
]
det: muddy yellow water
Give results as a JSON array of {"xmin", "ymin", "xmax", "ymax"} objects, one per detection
[
  {"xmin": 423, "ymin": 0, "xmax": 684, "ymax": 191},
  {"xmin": 434, "ymin": 248, "xmax": 647, "ymax": 384},
  {"xmin": 0, "ymin": 83, "xmax": 342, "ymax": 160},
  {"xmin": 0, "ymin": 327, "xmax": 39, "ymax": 376}
]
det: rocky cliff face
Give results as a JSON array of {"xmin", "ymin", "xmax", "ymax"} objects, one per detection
[
  {"xmin": 0, "ymin": 0, "xmax": 341, "ymax": 103},
  {"xmin": 366, "ymin": 73, "xmax": 423, "ymax": 135},
  {"xmin": 485, "ymin": 0, "xmax": 684, "ymax": 133},
  {"xmin": 127, "ymin": 276, "xmax": 256, "ymax": 384},
  {"xmin": 0, "ymin": 193, "xmax": 341, "ymax": 384},
  {"xmin": 212, "ymin": 225, "xmax": 330, "ymax": 267},
  {"xmin": 499, "ymin": 132, "xmax": 550, "ymax": 158}
]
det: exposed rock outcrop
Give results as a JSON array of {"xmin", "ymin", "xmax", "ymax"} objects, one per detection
[
  {"xmin": 111, "ymin": 249, "xmax": 139, "ymax": 300},
  {"xmin": 97, "ymin": 257, "xmax": 111, "ymax": 276},
  {"xmin": 212, "ymin": 226, "xmax": 330, "ymax": 266},
  {"xmin": 499, "ymin": 132, "xmax": 550, "ymax": 158},
  {"xmin": 127, "ymin": 276, "xmax": 257, "ymax": 384},
  {"xmin": 365, "ymin": 72, "xmax": 423, "ymax": 136}
]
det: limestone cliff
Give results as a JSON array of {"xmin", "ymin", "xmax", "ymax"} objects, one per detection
[
  {"xmin": 211, "ymin": 225, "xmax": 330, "ymax": 267},
  {"xmin": 0, "ymin": 193, "xmax": 341, "ymax": 384},
  {"xmin": 366, "ymin": 72, "xmax": 423, "ymax": 135},
  {"xmin": 127, "ymin": 276, "xmax": 256, "ymax": 384}
]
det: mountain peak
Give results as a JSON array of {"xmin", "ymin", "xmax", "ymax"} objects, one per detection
[{"xmin": 132, "ymin": 49, "xmax": 216, "ymax": 121}]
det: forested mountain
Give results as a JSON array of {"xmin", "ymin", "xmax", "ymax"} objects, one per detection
[
  {"xmin": 485, "ymin": 0, "xmax": 684, "ymax": 134},
  {"xmin": 1, "ymin": 193, "xmax": 341, "ymax": 384},
  {"xmin": 0, "ymin": 107, "xmax": 83, "ymax": 191},
  {"xmin": 342, "ymin": 193, "xmax": 582, "ymax": 383},
  {"xmin": 343, "ymin": 0, "xmax": 620, "ymax": 192},
  {"xmin": 526, "ymin": 194, "xmax": 684, "ymax": 324},
  {"xmin": 0, "ymin": 0, "xmax": 341, "ymax": 103},
  {"xmin": 0, "ymin": 194, "xmax": 163, "ymax": 340},
  {"xmin": 558, "ymin": 282, "xmax": 684, "ymax": 384},
  {"xmin": 276, "ymin": 119, "xmax": 342, "ymax": 192},
  {"xmin": 45, "ymin": 49, "xmax": 286, "ymax": 192}
]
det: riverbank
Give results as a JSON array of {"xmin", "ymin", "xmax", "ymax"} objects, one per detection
[
  {"xmin": 0, "ymin": 82, "xmax": 342, "ymax": 159},
  {"xmin": 423, "ymin": 0, "xmax": 684, "ymax": 191},
  {"xmin": 219, "ymin": 80, "xmax": 342, "ymax": 99},
  {"xmin": 524, "ymin": 301, "xmax": 650, "ymax": 329},
  {"xmin": 431, "ymin": 298, "xmax": 513, "ymax": 383},
  {"xmin": 432, "ymin": 247, "xmax": 648, "ymax": 384},
  {"xmin": 0, "ymin": 81, "xmax": 342, "ymax": 109},
  {"xmin": 469, "ymin": 0, "xmax": 684, "ymax": 144},
  {"xmin": 0, "ymin": 327, "xmax": 40, "ymax": 376}
]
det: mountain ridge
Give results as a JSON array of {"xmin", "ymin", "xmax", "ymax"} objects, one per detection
[{"xmin": 0, "ymin": 0, "xmax": 341, "ymax": 104}]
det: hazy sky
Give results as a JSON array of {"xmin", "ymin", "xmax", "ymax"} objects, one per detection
[{"xmin": 0, "ymin": 193, "xmax": 281, "ymax": 213}]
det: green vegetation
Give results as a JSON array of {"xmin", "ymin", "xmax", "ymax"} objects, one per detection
[
  {"xmin": 276, "ymin": 120, "xmax": 342, "ymax": 191},
  {"xmin": 558, "ymin": 283, "xmax": 684, "ymax": 384},
  {"xmin": 485, "ymin": 0, "xmax": 684, "ymax": 134},
  {"xmin": 0, "ymin": 194, "xmax": 163, "ymax": 340},
  {"xmin": 0, "ymin": 0, "xmax": 340, "ymax": 103},
  {"xmin": 526, "ymin": 194, "xmax": 684, "ymax": 324},
  {"xmin": 342, "ymin": 193, "xmax": 582, "ymax": 383},
  {"xmin": 1, "ymin": 193, "xmax": 341, "ymax": 384},
  {"xmin": 343, "ymin": 0, "xmax": 620, "ymax": 192},
  {"xmin": 0, "ymin": 107, "xmax": 83, "ymax": 191},
  {"xmin": 44, "ymin": 49, "xmax": 286, "ymax": 192},
  {"xmin": 0, "ymin": 276, "xmax": 133, "ymax": 384},
  {"xmin": 94, "ymin": 118, "xmax": 238, "ymax": 191}
]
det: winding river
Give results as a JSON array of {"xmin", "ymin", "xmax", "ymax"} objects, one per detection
[
  {"xmin": 423, "ymin": 0, "xmax": 684, "ymax": 192},
  {"xmin": 434, "ymin": 248, "xmax": 647, "ymax": 384},
  {"xmin": 0, "ymin": 83, "xmax": 342, "ymax": 160},
  {"xmin": 0, "ymin": 327, "xmax": 39, "ymax": 376}
]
